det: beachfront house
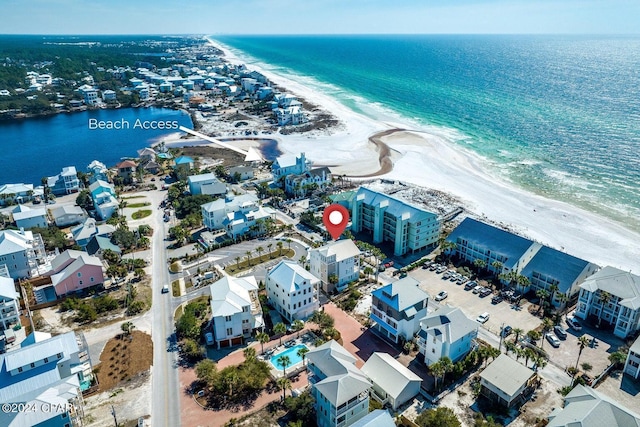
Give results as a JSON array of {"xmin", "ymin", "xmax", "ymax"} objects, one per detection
[
  {"xmin": 207, "ymin": 275, "xmax": 264, "ymax": 349},
  {"xmin": 351, "ymin": 410, "xmax": 395, "ymax": 427},
  {"xmin": 275, "ymin": 106, "xmax": 307, "ymax": 126},
  {"xmin": 547, "ymin": 384, "xmax": 640, "ymax": 426},
  {"xmin": 266, "ymin": 259, "xmax": 319, "ymax": 321},
  {"xmin": 188, "ymin": 173, "xmax": 227, "ymax": 196},
  {"xmin": 71, "ymin": 218, "xmax": 116, "ymax": 248},
  {"xmin": 52, "ymin": 205, "xmax": 87, "ymax": 228},
  {"xmin": 11, "ymin": 205, "xmax": 48, "ymax": 229},
  {"xmin": 87, "ymin": 160, "xmax": 109, "ymax": 184},
  {"xmin": 85, "ymin": 236, "xmax": 122, "ymax": 259},
  {"xmin": 479, "ymin": 354, "xmax": 536, "ymax": 408},
  {"xmin": 0, "ymin": 183, "xmax": 37, "ymax": 206},
  {"xmin": 89, "ymin": 180, "xmax": 118, "ymax": 221},
  {"xmin": 137, "ymin": 147, "xmax": 157, "ymax": 163},
  {"xmin": 115, "ymin": 160, "xmax": 137, "ymax": 184},
  {"xmin": 351, "ymin": 187, "xmax": 441, "ymax": 257},
  {"xmin": 46, "ymin": 250, "xmax": 105, "ymax": 297},
  {"xmin": 306, "ymin": 340, "xmax": 371, "ymax": 427},
  {"xmin": 0, "ymin": 331, "xmax": 92, "ymax": 427},
  {"xmin": 77, "ymin": 84, "xmax": 99, "ymax": 105},
  {"xmin": 271, "ymin": 152, "xmax": 311, "ymax": 183},
  {"xmin": 228, "ymin": 165, "xmax": 254, "ymax": 181},
  {"xmin": 0, "ymin": 229, "xmax": 46, "ymax": 280},
  {"xmin": 47, "ymin": 166, "xmax": 80, "ymax": 196},
  {"xmin": 417, "ymin": 306, "xmax": 478, "ymax": 366},
  {"xmin": 370, "ymin": 277, "xmax": 429, "ymax": 344},
  {"xmin": 309, "ymin": 239, "xmax": 361, "ymax": 293},
  {"xmin": 173, "ymin": 156, "xmax": 194, "ymax": 179},
  {"xmin": 574, "ymin": 266, "xmax": 640, "ymax": 338},
  {"xmin": 361, "ymin": 352, "xmax": 421, "ymax": 411},
  {"xmin": 201, "ymin": 194, "xmax": 274, "ymax": 239},
  {"xmin": 624, "ymin": 335, "xmax": 640, "ymax": 380},
  {"xmin": 284, "ymin": 167, "xmax": 332, "ymax": 197},
  {"xmin": 0, "ymin": 276, "xmax": 19, "ymax": 331}
]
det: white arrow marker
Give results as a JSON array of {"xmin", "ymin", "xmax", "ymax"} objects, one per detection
[{"xmin": 178, "ymin": 126, "xmax": 263, "ymax": 162}]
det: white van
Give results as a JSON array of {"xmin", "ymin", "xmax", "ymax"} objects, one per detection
[{"xmin": 162, "ymin": 284, "xmax": 169, "ymax": 294}]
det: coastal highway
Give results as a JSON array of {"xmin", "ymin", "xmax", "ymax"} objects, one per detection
[{"xmin": 150, "ymin": 189, "xmax": 181, "ymax": 427}]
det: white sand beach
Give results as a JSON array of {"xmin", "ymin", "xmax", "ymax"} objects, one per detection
[{"xmin": 208, "ymin": 38, "xmax": 640, "ymax": 273}]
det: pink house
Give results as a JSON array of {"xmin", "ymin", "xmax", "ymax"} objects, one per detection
[{"xmin": 49, "ymin": 250, "xmax": 105, "ymax": 297}]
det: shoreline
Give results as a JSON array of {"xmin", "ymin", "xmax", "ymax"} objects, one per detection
[{"xmin": 208, "ymin": 37, "xmax": 640, "ymax": 273}]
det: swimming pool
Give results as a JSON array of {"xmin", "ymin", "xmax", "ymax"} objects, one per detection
[{"xmin": 269, "ymin": 344, "xmax": 309, "ymax": 370}]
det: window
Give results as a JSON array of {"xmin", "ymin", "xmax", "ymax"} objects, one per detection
[
  {"xmin": 226, "ymin": 328, "xmax": 233, "ymax": 335},
  {"xmin": 57, "ymin": 353, "xmax": 63, "ymax": 359},
  {"xmin": 77, "ymin": 272, "xmax": 82, "ymax": 277},
  {"xmin": 44, "ymin": 357, "xmax": 49, "ymax": 363},
  {"xmin": 90, "ymin": 277, "xmax": 94, "ymax": 282},
  {"xmin": 30, "ymin": 363, "xmax": 35, "ymax": 368},
  {"xmin": 225, "ymin": 315, "xmax": 232, "ymax": 322},
  {"xmin": 79, "ymin": 280, "xmax": 83, "ymax": 285},
  {"xmin": 17, "ymin": 367, "xmax": 22, "ymax": 372}
]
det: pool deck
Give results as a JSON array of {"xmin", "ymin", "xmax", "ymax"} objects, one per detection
[{"xmin": 263, "ymin": 332, "xmax": 316, "ymax": 379}]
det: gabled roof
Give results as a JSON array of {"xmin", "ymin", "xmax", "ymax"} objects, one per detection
[
  {"xmin": 351, "ymin": 409, "xmax": 395, "ymax": 427},
  {"xmin": 49, "ymin": 251, "xmax": 103, "ymax": 288},
  {"xmin": 71, "ymin": 219, "xmax": 116, "ymax": 242},
  {"xmin": 267, "ymin": 260, "xmax": 318, "ymax": 293},
  {"xmin": 580, "ymin": 266, "xmax": 640, "ymax": 309},
  {"xmin": 480, "ymin": 354, "xmax": 535, "ymax": 398},
  {"xmin": 116, "ymin": 160, "xmax": 137, "ymax": 169},
  {"xmin": 209, "ymin": 276, "xmax": 259, "ymax": 317},
  {"xmin": 446, "ymin": 217, "xmax": 535, "ymax": 269},
  {"xmin": 0, "ymin": 230, "xmax": 34, "ymax": 255},
  {"xmin": 174, "ymin": 156, "xmax": 194, "ymax": 165},
  {"xmin": 0, "ymin": 276, "xmax": 17, "ymax": 301},
  {"xmin": 520, "ymin": 246, "xmax": 595, "ymax": 294},
  {"xmin": 86, "ymin": 236, "xmax": 121, "ymax": 256},
  {"xmin": 356, "ymin": 187, "xmax": 438, "ymax": 223},
  {"xmin": 314, "ymin": 373, "xmax": 371, "ymax": 407},
  {"xmin": 137, "ymin": 147, "xmax": 156, "ymax": 157},
  {"xmin": 52, "ymin": 205, "xmax": 85, "ymax": 219},
  {"xmin": 20, "ymin": 331, "xmax": 52, "ymax": 347},
  {"xmin": 372, "ymin": 277, "xmax": 429, "ymax": 312},
  {"xmin": 89, "ymin": 179, "xmax": 114, "ymax": 194},
  {"xmin": 50, "ymin": 249, "xmax": 86, "ymax": 272},
  {"xmin": 312, "ymin": 239, "xmax": 360, "ymax": 263},
  {"xmin": 307, "ymin": 340, "xmax": 358, "ymax": 377},
  {"xmin": 0, "ymin": 183, "xmax": 34, "ymax": 195},
  {"xmin": 12, "ymin": 206, "xmax": 47, "ymax": 222},
  {"xmin": 419, "ymin": 306, "xmax": 478, "ymax": 343},
  {"xmin": 273, "ymin": 153, "xmax": 300, "ymax": 169},
  {"xmin": 548, "ymin": 384, "xmax": 640, "ymax": 427},
  {"xmin": 361, "ymin": 353, "xmax": 421, "ymax": 400},
  {"xmin": 188, "ymin": 173, "xmax": 220, "ymax": 184}
]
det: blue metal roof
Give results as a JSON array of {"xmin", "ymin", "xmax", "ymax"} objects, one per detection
[
  {"xmin": 356, "ymin": 187, "xmax": 437, "ymax": 222},
  {"xmin": 446, "ymin": 217, "xmax": 534, "ymax": 269},
  {"xmin": 174, "ymin": 156, "xmax": 194, "ymax": 165},
  {"xmin": 520, "ymin": 246, "xmax": 592, "ymax": 294},
  {"xmin": 371, "ymin": 277, "xmax": 428, "ymax": 312}
]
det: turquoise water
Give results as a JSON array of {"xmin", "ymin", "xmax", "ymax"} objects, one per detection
[
  {"xmin": 270, "ymin": 344, "xmax": 308, "ymax": 369},
  {"xmin": 215, "ymin": 35, "xmax": 640, "ymax": 231},
  {"xmin": 0, "ymin": 107, "xmax": 192, "ymax": 186}
]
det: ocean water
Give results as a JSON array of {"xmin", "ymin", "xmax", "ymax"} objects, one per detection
[
  {"xmin": 0, "ymin": 107, "xmax": 192, "ymax": 186},
  {"xmin": 214, "ymin": 35, "xmax": 640, "ymax": 231}
]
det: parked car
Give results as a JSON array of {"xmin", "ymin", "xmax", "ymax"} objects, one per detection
[
  {"xmin": 457, "ymin": 276, "xmax": 468, "ymax": 285},
  {"xmin": 429, "ymin": 263, "xmax": 440, "ymax": 271},
  {"xmin": 204, "ymin": 332, "xmax": 214, "ymax": 346},
  {"xmin": 545, "ymin": 333, "xmax": 561, "ymax": 348},
  {"xmin": 442, "ymin": 271, "xmax": 451, "ymax": 280},
  {"xmin": 579, "ymin": 372, "xmax": 594, "ymax": 386},
  {"xmin": 479, "ymin": 287, "xmax": 492, "ymax": 297},
  {"xmin": 436, "ymin": 266, "xmax": 447, "ymax": 274},
  {"xmin": 435, "ymin": 291, "xmax": 448, "ymax": 301},
  {"xmin": 476, "ymin": 312, "xmax": 490, "ymax": 324},
  {"xmin": 491, "ymin": 295, "xmax": 504, "ymax": 304},
  {"xmin": 449, "ymin": 273, "xmax": 459, "ymax": 282},
  {"xmin": 162, "ymin": 284, "xmax": 169, "ymax": 293},
  {"xmin": 554, "ymin": 325, "xmax": 568, "ymax": 339},
  {"xmin": 501, "ymin": 325, "xmax": 513, "ymax": 337},
  {"xmin": 566, "ymin": 317, "xmax": 583, "ymax": 331},
  {"xmin": 472, "ymin": 285, "xmax": 484, "ymax": 294},
  {"xmin": 464, "ymin": 281, "xmax": 477, "ymax": 291}
]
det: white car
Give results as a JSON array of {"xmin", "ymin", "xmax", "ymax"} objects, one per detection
[
  {"xmin": 566, "ymin": 316, "xmax": 583, "ymax": 331},
  {"xmin": 545, "ymin": 333, "xmax": 561, "ymax": 348},
  {"xmin": 476, "ymin": 312, "xmax": 490, "ymax": 323},
  {"xmin": 435, "ymin": 291, "xmax": 448, "ymax": 301}
]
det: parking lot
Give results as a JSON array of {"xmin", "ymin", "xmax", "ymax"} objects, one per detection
[{"xmin": 409, "ymin": 266, "xmax": 542, "ymax": 337}]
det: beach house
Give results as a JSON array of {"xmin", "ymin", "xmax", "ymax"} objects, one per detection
[
  {"xmin": 187, "ymin": 173, "xmax": 227, "ymax": 196},
  {"xmin": 351, "ymin": 187, "xmax": 440, "ymax": 257},
  {"xmin": 0, "ymin": 183, "xmax": 37, "ymax": 206},
  {"xmin": 574, "ymin": 266, "xmax": 640, "ymax": 338},
  {"xmin": 201, "ymin": 194, "xmax": 274, "ymax": 239},
  {"xmin": 284, "ymin": 167, "xmax": 332, "ymax": 197},
  {"xmin": 479, "ymin": 354, "xmax": 536, "ymax": 408},
  {"xmin": 309, "ymin": 239, "xmax": 361, "ymax": 293},
  {"xmin": 0, "ymin": 229, "xmax": 46, "ymax": 280},
  {"xmin": 0, "ymin": 276, "xmax": 19, "ymax": 331},
  {"xmin": 89, "ymin": 180, "xmax": 118, "ymax": 220},
  {"xmin": 0, "ymin": 331, "xmax": 92, "ymax": 427},
  {"xmin": 370, "ymin": 277, "xmax": 430, "ymax": 344},
  {"xmin": 624, "ymin": 336, "xmax": 640, "ymax": 380},
  {"xmin": 87, "ymin": 160, "xmax": 109, "ymax": 183},
  {"xmin": 361, "ymin": 352, "xmax": 421, "ymax": 411},
  {"xmin": 46, "ymin": 250, "xmax": 104, "ymax": 297},
  {"xmin": 547, "ymin": 384, "xmax": 640, "ymax": 426},
  {"xmin": 271, "ymin": 152, "xmax": 311, "ymax": 182},
  {"xmin": 47, "ymin": 166, "xmax": 80, "ymax": 196},
  {"xmin": 85, "ymin": 236, "xmax": 122, "ymax": 259},
  {"xmin": 417, "ymin": 306, "xmax": 478, "ymax": 366},
  {"xmin": 228, "ymin": 165, "xmax": 254, "ymax": 181},
  {"xmin": 207, "ymin": 276, "xmax": 264, "ymax": 349},
  {"xmin": 71, "ymin": 218, "xmax": 116, "ymax": 249},
  {"xmin": 266, "ymin": 260, "xmax": 319, "ymax": 321},
  {"xmin": 11, "ymin": 205, "xmax": 48, "ymax": 229},
  {"xmin": 52, "ymin": 205, "xmax": 87, "ymax": 228},
  {"xmin": 115, "ymin": 160, "xmax": 137, "ymax": 184},
  {"xmin": 306, "ymin": 340, "xmax": 371, "ymax": 427}
]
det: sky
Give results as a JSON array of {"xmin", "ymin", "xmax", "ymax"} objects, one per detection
[{"xmin": 1, "ymin": 0, "xmax": 639, "ymax": 35}]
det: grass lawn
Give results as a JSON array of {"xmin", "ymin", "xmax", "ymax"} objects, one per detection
[
  {"xmin": 121, "ymin": 195, "xmax": 145, "ymax": 199},
  {"xmin": 127, "ymin": 202, "xmax": 151, "ymax": 208},
  {"xmin": 95, "ymin": 331, "xmax": 153, "ymax": 391},
  {"xmin": 172, "ymin": 280, "xmax": 181, "ymax": 297},
  {"xmin": 225, "ymin": 249, "xmax": 295, "ymax": 274},
  {"xmin": 131, "ymin": 209, "xmax": 152, "ymax": 219}
]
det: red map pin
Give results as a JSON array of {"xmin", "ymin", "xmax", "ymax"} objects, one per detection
[{"xmin": 323, "ymin": 204, "xmax": 350, "ymax": 240}]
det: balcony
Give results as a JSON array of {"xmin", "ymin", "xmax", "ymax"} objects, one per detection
[{"xmin": 370, "ymin": 312, "xmax": 398, "ymax": 335}]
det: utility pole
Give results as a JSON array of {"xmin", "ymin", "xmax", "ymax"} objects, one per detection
[{"xmin": 110, "ymin": 405, "xmax": 118, "ymax": 427}]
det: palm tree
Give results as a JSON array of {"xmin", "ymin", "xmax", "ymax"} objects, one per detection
[
  {"xmin": 575, "ymin": 335, "xmax": 591, "ymax": 371},
  {"xmin": 297, "ymin": 346, "xmax": 310, "ymax": 366},
  {"xmin": 439, "ymin": 356, "xmax": 454, "ymax": 386},
  {"xmin": 597, "ymin": 291, "xmax": 612, "ymax": 327},
  {"xmin": 473, "ymin": 258, "xmax": 487, "ymax": 275},
  {"xmin": 556, "ymin": 292, "xmax": 569, "ymax": 309},
  {"xmin": 540, "ymin": 318, "xmax": 554, "ymax": 350},
  {"xmin": 277, "ymin": 241, "xmax": 284, "ymax": 256},
  {"xmin": 243, "ymin": 347, "xmax": 256, "ymax": 362},
  {"xmin": 234, "ymin": 256, "xmax": 241, "ymax": 269},
  {"xmin": 274, "ymin": 322, "xmax": 287, "ymax": 345},
  {"xmin": 256, "ymin": 246, "xmax": 264, "ymax": 262},
  {"xmin": 536, "ymin": 289, "xmax": 550, "ymax": 315},
  {"xmin": 277, "ymin": 355, "xmax": 291, "ymax": 376},
  {"xmin": 516, "ymin": 275, "xmax": 531, "ymax": 295},
  {"xmin": 440, "ymin": 240, "xmax": 457, "ymax": 262},
  {"xmin": 245, "ymin": 250, "xmax": 253, "ymax": 266},
  {"xmin": 267, "ymin": 243, "xmax": 273, "ymax": 258},
  {"xmin": 292, "ymin": 320, "xmax": 304, "ymax": 338},
  {"xmin": 524, "ymin": 348, "xmax": 536, "ymax": 367},
  {"xmin": 491, "ymin": 260, "xmax": 503, "ymax": 277},
  {"xmin": 277, "ymin": 377, "xmax": 291, "ymax": 401},
  {"xmin": 486, "ymin": 346, "xmax": 500, "ymax": 363},
  {"xmin": 430, "ymin": 361, "xmax": 445, "ymax": 391},
  {"xmin": 286, "ymin": 238, "xmax": 292, "ymax": 250},
  {"xmin": 257, "ymin": 332, "xmax": 270, "ymax": 354},
  {"xmin": 512, "ymin": 328, "xmax": 524, "ymax": 343},
  {"xmin": 527, "ymin": 330, "xmax": 541, "ymax": 346},
  {"xmin": 548, "ymin": 283, "xmax": 560, "ymax": 307}
]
